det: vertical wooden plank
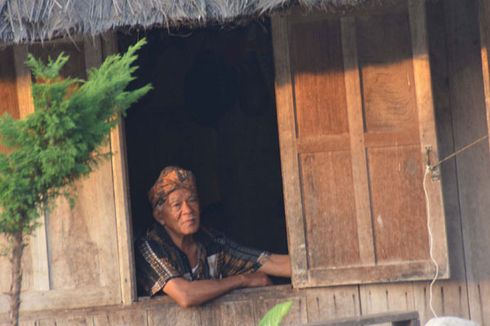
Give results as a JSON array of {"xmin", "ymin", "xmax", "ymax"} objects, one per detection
[
  {"xmin": 101, "ymin": 32, "xmax": 137, "ymax": 305},
  {"xmin": 443, "ymin": 0, "xmax": 490, "ymax": 323},
  {"xmin": 340, "ymin": 16, "xmax": 376, "ymax": 265},
  {"xmin": 271, "ymin": 13, "xmax": 308, "ymax": 286},
  {"xmin": 480, "ymin": 0, "xmax": 490, "ymax": 152},
  {"xmin": 253, "ymin": 297, "xmax": 307, "ymax": 326},
  {"xmin": 306, "ymin": 286, "xmax": 361, "ymax": 323},
  {"xmin": 360, "ymin": 283, "xmax": 415, "ymax": 326},
  {"xmin": 148, "ymin": 305, "xmax": 200, "ymax": 326},
  {"xmin": 216, "ymin": 301, "xmax": 256, "ymax": 326},
  {"xmin": 300, "ymin": 151, "xmax": 360, "ymax": 268},
  {"xmin": 109, "ymin": 309, "xmax": 148, "ymax": 325},
  {"xmin": 0, "ymin": 46, "xmax": 26, "ymax": 299},
  {"xmin": 408, "ymin": 0, "xmax": 449, "ymax": 277},
  {"xmin": 413, "ymin": 1, "xmax": 471, "ymax": 324},
  {"xmin": 13, "ymin": 45, "xmax": 51, "ymax": 292}
]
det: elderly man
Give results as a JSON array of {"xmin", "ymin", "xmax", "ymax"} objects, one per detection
[{"xmin": 136, "ymin": 166, "xmax": 291, "ymax": 308}]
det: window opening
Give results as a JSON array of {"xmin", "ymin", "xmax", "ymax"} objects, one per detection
[{"xmin": 118, "ymin": 19, "xmax": 290, "ymax": 296}]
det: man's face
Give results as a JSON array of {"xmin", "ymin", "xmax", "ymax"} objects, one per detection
[{"xmin": 153, "ymin": 188, "xmax": 200, "ymax": 238}]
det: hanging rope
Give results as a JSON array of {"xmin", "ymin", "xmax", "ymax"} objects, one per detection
[
  {"xmin": 429, "ymin": 135, "xmax": 489, "ymax": 171},
  {"xmin": 423, "ymin": 165, "xmax": 439, "ymax": 318},
  {"xmin": 424, "ymin": 133, "xmax": 488, "ymax": 318}
]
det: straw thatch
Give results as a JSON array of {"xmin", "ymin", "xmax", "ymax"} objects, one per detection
[{"xmin": 0, "ymin": 0, "xmax": 399, "ymax": 44}]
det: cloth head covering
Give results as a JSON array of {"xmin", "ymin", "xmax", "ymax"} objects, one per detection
[{"xmin": 148, "ymin": 166, "xmax": 197, "ymax": 209}]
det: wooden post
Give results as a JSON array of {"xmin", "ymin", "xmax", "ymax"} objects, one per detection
[
  {"xmin": 479, "ymin": 0, "xmax": 490, "ymax": 152},
  {"xmin": 13, "ymin": 45, "xmax": 51, "ymax": 292},
  {"xmin": 101, "ymin": 33, "xmax": 137, "ymax": 304}
]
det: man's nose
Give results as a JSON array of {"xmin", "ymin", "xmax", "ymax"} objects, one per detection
[{"xmin": 181, "ymin": 201, "xmax": 193, "ymax": 213}]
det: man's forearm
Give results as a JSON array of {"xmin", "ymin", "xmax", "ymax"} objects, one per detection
[
  {"xmin": 163, "ymin": 275, "xmax": 244, "ymax": 308},
  {"xmin": 259, "ymin": 254, "xmax": 291, "ymax": 277}
]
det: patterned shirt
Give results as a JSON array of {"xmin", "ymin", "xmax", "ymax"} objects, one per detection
[{"xmin": 135, "ymin": 223, "xmax": 269, "ymax": 296}]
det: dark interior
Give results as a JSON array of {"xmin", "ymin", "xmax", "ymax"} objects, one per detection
[{"xmin": 118, "ymin": 20, "xmax": 289, "ymax": 290}]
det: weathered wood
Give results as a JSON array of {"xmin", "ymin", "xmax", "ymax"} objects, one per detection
[
  {"xmin": 106, "ymin": 309, "xmax": 147, "ymax": 326},
  {"xmin": 305, "ymin": 286, "xmax": 361, "ymax": 322},
  {"xmin": 356, "ymin": 12, "xmax": 418, "ymax": 134},
  {"xmin": 300, "ymin": 150, "xmax": 360, "ymax": 269},
  {"xmin": 215, "ymin": 301, "xmax": 256, "ymax": 326},
  {"xmin": 341, "ymin": 16, "xmax": 376, "ymax": 265},
  {"xmin": 101, "ymin": 32, "xmax": 138, "ymax": 305},
  {"xmin": 368, "ymin": 145, "xmax": 429, "ymax": 262},
  {"xmin": 360, "ymin": 284, "xmax": 415, "ymax": 315},
  {"xmin": 412, "ymin": 1, "xmax": 471, "ymax": 324},
  {"xmin": 479, "ymin": 0, "xmax": 490, "ymax": 151},
  {"xmin": 253, "ymin": 296, "xmax": 307, "ymax": 325},
  {"xmin": 363, "ymin": 131, "xmax": 420, "ymax": 148},
  {"xmin": 13, "ymin": 44, "xmax": 51, "ymax": 293},
  {"xmin": 443, "ymin": 0, "xmax": 490, "ymax": 324},
  {"xmin": 0, "ymin": 286, "xmax": 120, "ymax": 312},
  {"xmin": 271, "ymin": 13, "xmax": 308, "ymax": 286},
  {"xmin": 296, "ymin": 134, "xmax": 350, "ymax": 153},
  {"xmin": 408, "ymin": 0, "xmax": 449, "ymax": 279},
  {"xmin": 301, "ymin": 310, "xmax": 419, "ymax": 326},
  {"xmin": 289, "ymin": 18, "xmax": 349, "ymax": 138}
]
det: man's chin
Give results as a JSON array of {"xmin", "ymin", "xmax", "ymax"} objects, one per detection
[{"xmin": 182, "ymin": 224, "xmax": 199, "ymax": 235}]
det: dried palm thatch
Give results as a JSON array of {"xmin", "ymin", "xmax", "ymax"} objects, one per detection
[{"xmin": 0, "ymin": 0, "xmax": 401, "ymax": 44}]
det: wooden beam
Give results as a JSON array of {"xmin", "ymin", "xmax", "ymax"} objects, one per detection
[
  {"xmin": 271, "ymin": 13, "xmax": 309, "ymax": 287},
  {"xmin": 479, "ymin": 0, "xmax": 490, "ymax": 151},
  {"xmin": 13, "ymin": 45, "xmax": 51, "ymax": 292},
  {"xmin": 408, "ymin": 0, "xmax": 449, "ymax": 279},
  {"xmin": 101, "ymin": 32, "xmax": 137, "ymax": 304},
  {"xmin": 340, "ymin": 16, "xmax": 376, "ymax": 266}
]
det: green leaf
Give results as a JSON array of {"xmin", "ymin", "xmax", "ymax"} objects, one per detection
[{"xmin": 258, "ymin": 301, "xmax": 293, "ymax": 326}]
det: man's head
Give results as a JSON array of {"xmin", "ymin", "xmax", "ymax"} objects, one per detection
[{"xmin": 148, "ymin": 166, "xmax": 200, "ymax": 238}]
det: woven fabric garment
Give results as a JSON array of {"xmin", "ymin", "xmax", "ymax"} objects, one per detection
[{"xmin": 136, "ymin": 223, "xmax": 269, "ymax": 296}]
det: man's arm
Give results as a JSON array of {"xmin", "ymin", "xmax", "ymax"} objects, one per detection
[
  {"xmin": 258, "ymin": 254, "xmax": 291, "ymax": 278},
  {"xmin": 163, "ymin": 272, "xmax": 271, "ymax": 308}
]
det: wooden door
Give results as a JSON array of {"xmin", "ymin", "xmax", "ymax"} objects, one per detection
[{"xmin": 272, "ymin": 0, "xmax": 449, "ymax": 288}]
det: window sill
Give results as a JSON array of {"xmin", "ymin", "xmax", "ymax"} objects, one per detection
[{"xmin": 137, "ymin": 283, "xmax": 297, "ymax": 306}]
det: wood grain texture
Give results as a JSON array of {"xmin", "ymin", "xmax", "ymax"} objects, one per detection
[
  {"xmin": 271, "ymin": 13, "xmax": 308, "ymax": 286},
  {"xmin": 300, "ymin": 151, "xmax": 360, "ymax": 269},
  {"xmin": 480, "ymin": 0, "xmax": 490, "ymax": 152},
  {"xmin": 413, "ymin": 2, "xmax": 471, "ymax": 324},
  {"xmin": 341, "ymin": 16, "xmax": 376, "ymax": 265},
  {"xmin": 305, "ymin": 286, "xmax": 361, "ymax": 322},
  {"xmin": 443, "ymin": 0, "xmax": 490, "ymax": 323},
  {"xmin": 107, "ymin": 309, "xmax": 148, "ymax": 326},
  {"xmin": 253, "ymin": 296, "xmax": 307, "ymax": 325},
  {"xmin": 0, "ymin": 46, "xmax": 20, "ymax": 157},
  {"xmin": 31, "ymin": 40, "xmax": 121, "ymax": 297},
  {"xmin": 408, "ymin": 0, "xmax": 449, "ymax": 278},
  {"xmin": 289, "ymin": 18, "xmax": 349, "ymax": 137},
  {"xmin": 13, "ymin": 44, "xmax": 52, "ymax": 293},
  {"xmin": 101, "ymin": 32, "xmax": 138, "ymax": 305},
  {"xmin": 367, "ymin": 145, "xmax": 429, "ymax": 262},
  {"xmin": 357, "ymin": 11, "xmax": 418, "ymax": 133}
]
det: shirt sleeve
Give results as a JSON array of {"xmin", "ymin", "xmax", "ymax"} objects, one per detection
[
  {"xmin": 135, "ymin": 239, "xmax": 182, "ymax": 296},
  {"xmin": 213, "ymin": 231, "xmax": 270, "ymax": 277}
]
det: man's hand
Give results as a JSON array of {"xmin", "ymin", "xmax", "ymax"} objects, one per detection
[{"xmin": 240, "ymin": 271, "xmax": 272, "ymax": 288}]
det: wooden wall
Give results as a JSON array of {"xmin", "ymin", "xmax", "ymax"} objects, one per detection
[
  {"xmin": 0, "ymin": 38, "xmax": 126, "ymax": 315},
  {"xmin": 1, "ymin": 0, "xmax": 490, "ymax": 324}
]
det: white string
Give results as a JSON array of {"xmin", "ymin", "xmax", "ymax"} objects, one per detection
[{"xmin": 423, "ymin": 165, "xmax": 439, "ymax": 319}]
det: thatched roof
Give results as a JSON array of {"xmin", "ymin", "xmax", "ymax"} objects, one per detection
[{"xmin": 0, "ymin": 0, "xmax": 398, "ymax": 44}]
